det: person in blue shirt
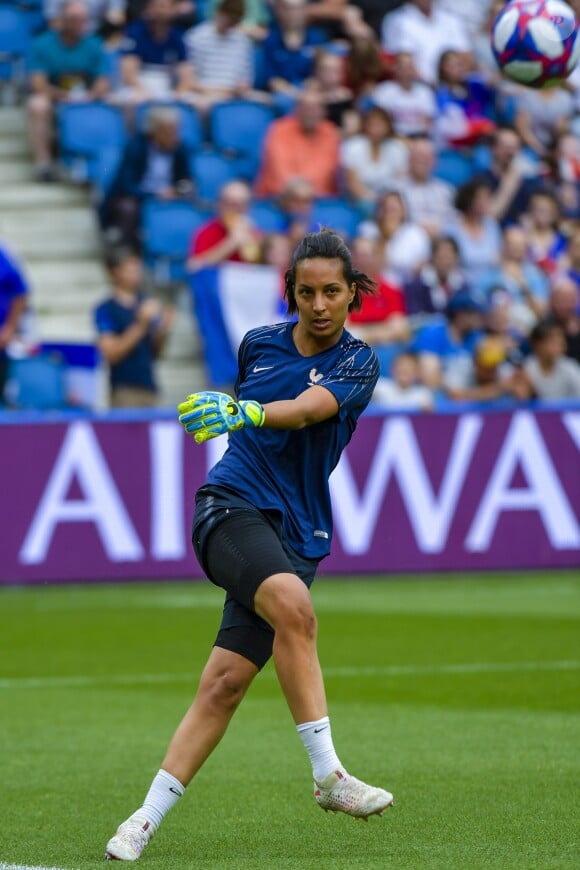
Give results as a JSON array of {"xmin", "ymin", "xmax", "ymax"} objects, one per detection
[
  {"xmin": 262, "ymin": 0, "xmax": 328, "ymax": 113},
  {"xmin": 0, "ymin": 244, "xmax": 29, "ymax": 404},
  {"xmin": 27, "ymin": 0, "xmax": 111, "ymax": 180},
  {"xmin": 118, "ymin": 0, "xmax": 189, "ymax": 102},
  {"xmin": 94, "ymin": 246, "xmax": 173, "ymax": 406},
  {"xmin": 105, "ymin": 229, "xmax": 393, "ymax": 862}
]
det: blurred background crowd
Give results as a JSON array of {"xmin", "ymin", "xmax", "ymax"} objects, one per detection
[{"xmin": 1, "ymin": 0, "xmax": 580, "ymax": 411}]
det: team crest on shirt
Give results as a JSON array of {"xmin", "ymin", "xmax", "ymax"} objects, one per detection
[{"xmin": 308, "ymin": 368, "xmax": 324, "ymax": 386}]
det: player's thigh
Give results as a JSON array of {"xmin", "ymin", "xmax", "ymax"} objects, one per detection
[
  {"xmin": 253, "ymin": 571, "xmax": 316, "ymax": 634},
  {"xmin": 202, "ymin": 510, "xmax": 296, "ymax": 612}
]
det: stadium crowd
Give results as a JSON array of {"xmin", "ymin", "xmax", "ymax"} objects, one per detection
[{"xmin": 1, "ymin": 0, "xmax": 580, "ymax": 408}]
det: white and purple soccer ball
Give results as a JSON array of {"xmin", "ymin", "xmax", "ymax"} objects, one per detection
[{"xmin": 492, "ymin": 0, "xmax": 580, "ymax": 88}]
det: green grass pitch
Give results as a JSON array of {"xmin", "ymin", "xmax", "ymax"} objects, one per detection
[{"xmin": 0, "ymin": 571, "xmax": 579, "ymax": 869}]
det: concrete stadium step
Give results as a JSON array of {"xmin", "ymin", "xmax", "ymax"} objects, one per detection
[
  {"xmin": 0, "ymin": 106, "xmax": 27, "ymax": 135},
  {"xmin": 26, "ymin": 259, "xmax": 107, "ymax": 295},
  {"xmin": 0, "ymin": 208, "xmax": 102, "ymax": 260},
  {"xmin": 157, "ymin": 357, "xmax": 207, "ymax": 406},
  {"xmin": 39, "ymin": 312, "xmax": 94, "ymax": 343},
  {"xmin": 0, "ymin": 160, "xmax": 36, "ymax": 184},
  {"xmin": 0, "ymin": 182, "xmax": 88, "ymax": 209}
]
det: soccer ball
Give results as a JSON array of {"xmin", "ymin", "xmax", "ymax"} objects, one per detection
[{"xmin": 492, "ymin": 0, "xmax": 580, "ymax": 88}]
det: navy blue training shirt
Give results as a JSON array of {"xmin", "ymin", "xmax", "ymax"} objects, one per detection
[{"xmin": 206, "ymin": 322, "xmax": 380, "ymax": 559}]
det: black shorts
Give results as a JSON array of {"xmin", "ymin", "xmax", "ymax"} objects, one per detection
[{"xmin": 192, "ymin": 485, "xmax": 319, "ymax": 670}]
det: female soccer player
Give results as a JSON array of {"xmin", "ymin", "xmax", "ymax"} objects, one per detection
[{"xmin": 105, "ymin": 229, "xmax": 394, "ymax": 862}]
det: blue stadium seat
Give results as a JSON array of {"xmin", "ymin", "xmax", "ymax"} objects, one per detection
[
  {"xmin": 209, "ymin": 100, "xmax": 275, "ymax": 179},
  {"xmin": 5, "ymin": 353, "xmax": 67, "ymax": 410},
  {"xmin": 57, "ymin": 102, "xmax": 127, "ymax": 184},
  {"xmin": 310, "ymin": 198, "xmax": 362, "ymax": 239},
  {"xmin": 0, "ymin": 6, "xmax": 30, "ymax": 89},
  {"xmin": 248, "ymin": 199, "xmax": 286, "ymax": 233},
  {"xmin": 134, "ymin": 101, "xmax": 204, "ymax": 152},
  {"xmin": 141, "ymin": 199, "xmax": 209, "ymax": 283},
  {"xmin": 433, "ymin": 149, "xmax": 475, "ymax": 188},
  {"xmin": 190, "ymin": 150, "xmax": 240, "ymax": 206}
]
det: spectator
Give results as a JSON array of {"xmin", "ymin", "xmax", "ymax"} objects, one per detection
[
  {"xmin": 45, "ymin": 0, "xmax": 127, "ymax": 35},
  {"xmin": 395, "ymin": 135, "xmax": 455, "ymax": 238},
  {"xmin": 346, "ymin": 235, "xmax": 410, "ymax": 345},
  {"xmin": 101, "ymin": 104, "xmax": 193, "ymax": 248},
  {"xmin": 182, "ymin": 0, "xmax": 255, "ymax": 114},
  {"xmin": 522, "ymin": 319, "xmax": 580, "ymax": 401},
  {"xmin": 412, "ymin": 288, "xmax": 486, "ymax": 389},
  {"xmin": 474, "ymin": 125, "xmax": 544, "ymax": 226},
  {"xmin": 95, "ymin": 247, "xmax": 174, "ymax": 407},
  {"xmin": 381, "ymin": 0, "xmax": 471, "ymax": 86},
  {"xmin": 187, "ymin": 180, "xmax": 262, "ymax": 270},
  {"xmin": 476, "ymin": 225, "xmax": 549, "ymax": 333},
  {"xmin": 547, "ymin": 274, "xmax": 580, "ymax": 364},
  {"xmin": 255, "ymin": 85, "xmax": 340, "ymax": 197},
  {"xmin": 471, "ymin": 0, "xmax": 507, "ymax": 84},
  {"xmin": 0, "ymin": 244, "xmax": 29, "ymax": 404},
  {"xmin": 520, "ymin": 190, "xmax": 568, "ymax": 278},
  {"xmin": 404, "ymin": 235, "xmax": 470, "ymax": 319},
  {"xmin": 311, "ymin": 49, "xmax": 356, "ymax": 134},
  {"xmin": 372, "ymin": 350, "xmax": 434, "ymax": 409},
  {"xmin": 116, "ymin": 0, "xmax": 189, "ymax": 104},
  {"xmin": 370, "ymin": 50, "xmax": 436, "ymax": 138},
  {"xmin": 340, "ymin": 106, "xmax": 409, "ymax": 218},
  {"xmin": 433, "ymin": 48, "xmax": 495, "ymax": 149},
  {"xmin": 359, "ymin": 189, "xmax": 431, "ymax": 282},
  {"xmin": 445, "ymin": 179, "xmax": 502, "ymax": 286},
  {"xmin": 261, "ymin": 0, "xmax": 328, "ymax": 111},
  {"xmin": 277, "ymin": 177, "xmax": 316, "ymax": 247},
  {"xmin": 27, "ymin": 0, "xmax": 112, "ymax": 181},
  {"xmin": 344, "ymin": 33, "xmax": 388, "ymax": 99},
  {"xmin": 206, "ymin": 0, "xmax": 271, "ymax": 40},
  {"xmin": 514, "ymin": 85, "xmax": 574, "ymax": 160},
  {"xmin": 546, "ymin": 132, "xmax": 580, "ymax": 226},
  {"xmin": 443, "ymin": 333, "xmax": 528, "ymax": 404},
  {"xmin": 437, "ymin": 0, "xmax": 494, "ymax": 40},
  {"xmin": 565, "ymin": 223, "xmax": 580, "ymax": 293}
]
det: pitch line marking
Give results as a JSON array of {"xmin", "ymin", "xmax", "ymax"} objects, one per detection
[
  {"xmin": 0, "ymin": 863, "xmax": 78, "ymax": 870},
  {"xmin": 0, "ymin": 660, "xmax": 578, "ymax": 690}
]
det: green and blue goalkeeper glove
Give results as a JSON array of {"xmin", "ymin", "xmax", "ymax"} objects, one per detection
[{"xmin": 177, "ymin": 391, "xmax": 265, "ymax": 444}]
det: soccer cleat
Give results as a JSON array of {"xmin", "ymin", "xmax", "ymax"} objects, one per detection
[
  {"xmin": 314, "ymin": 770, "xmax": 394, "ymax": 819},
  {"xmin": 105, "ymin": 811, "xmax": 157, "ymax": 861}
]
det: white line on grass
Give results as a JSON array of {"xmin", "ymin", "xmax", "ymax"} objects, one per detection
[
  {"xmin": 0, "ymin": 864, "xmax": 78, "ymax": 870},
  {"xmin": 0, "ymin": 660, "xmax": 578, "ymax": 690}
]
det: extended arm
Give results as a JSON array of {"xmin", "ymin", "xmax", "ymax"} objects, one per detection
[{"xmin": 178, "ymin": 386, "xmax": 339, "ymax": 443}]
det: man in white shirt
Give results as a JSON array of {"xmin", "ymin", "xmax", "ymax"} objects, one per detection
[
  {"xmin": 396, "ymin": 136, "xmax": 456, "ymax": 237},
  {"xmin": 371, "ymin": 51, "xmax": 436, "ymax": 137},
  {"xmin": 183, "ymin": 0, "xmax": 254, "ymax": 112},
  {"xmin": 381, "ymin": 0, "xmax": 471, "ymax": 85}
]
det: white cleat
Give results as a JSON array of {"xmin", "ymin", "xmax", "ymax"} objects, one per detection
[
  {"xmin": 314, "ymin": 770, "xmax": 394, "ymax": 819},
  {"xmin": 105, "ymin": 811, "xmax": 157, "ymax": 861}
]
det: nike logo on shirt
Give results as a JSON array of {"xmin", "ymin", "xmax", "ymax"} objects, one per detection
[{"xmin": 253, "ymin": 365, "xmax": 274, "ymax": 372}]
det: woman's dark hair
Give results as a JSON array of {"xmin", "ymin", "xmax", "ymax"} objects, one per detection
[
  {"xmin": 454, "ymin": 179, "xmax": 493, "ymax": 214},
  {"xmin": 104, "ymin": 246, "xmax": 139, "ymax": 271},
  {"xmin": 284, "ymin": 229, "xmax": 376, "ymax": 315},
  {"xmin": 362, "ymin": 105, "xmax": 394, "ymax": 138},
  {"xmin": 437, "ymin": 49, "xmax": 460, "ymax": 85},
  {"xmin": 530, "ymin": 318, "xmax": 563, "ymax": 346},
  {"xmin": 432, "ymin": 234, "xmax": 460, "ymax": 257}
]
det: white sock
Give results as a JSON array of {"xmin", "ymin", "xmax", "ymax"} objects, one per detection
[
  {"xmin": 141, "ymin": 769, "xmax": 185, "ymax": 828},
  {"xmin": 296, "ymin": 716, "xmax": 345, "ymax": 783}
]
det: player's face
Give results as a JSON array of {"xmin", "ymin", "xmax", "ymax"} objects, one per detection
[{"xmin": 293, "ymin": 257, "xmax": 355, "ymax": 350}]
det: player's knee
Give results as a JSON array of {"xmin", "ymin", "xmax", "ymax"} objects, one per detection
[
  {"xmin": 203, "ymin": 667, "xmax": 248, "ymax": 714},
  {"xmin": 277, "ymin": 593, "xmax": 318, "ymax": 642}
]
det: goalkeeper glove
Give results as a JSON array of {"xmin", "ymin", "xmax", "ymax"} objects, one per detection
[{"xmin": 177, "ymin": 390, "xmax": 265, "ymax": 444}]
